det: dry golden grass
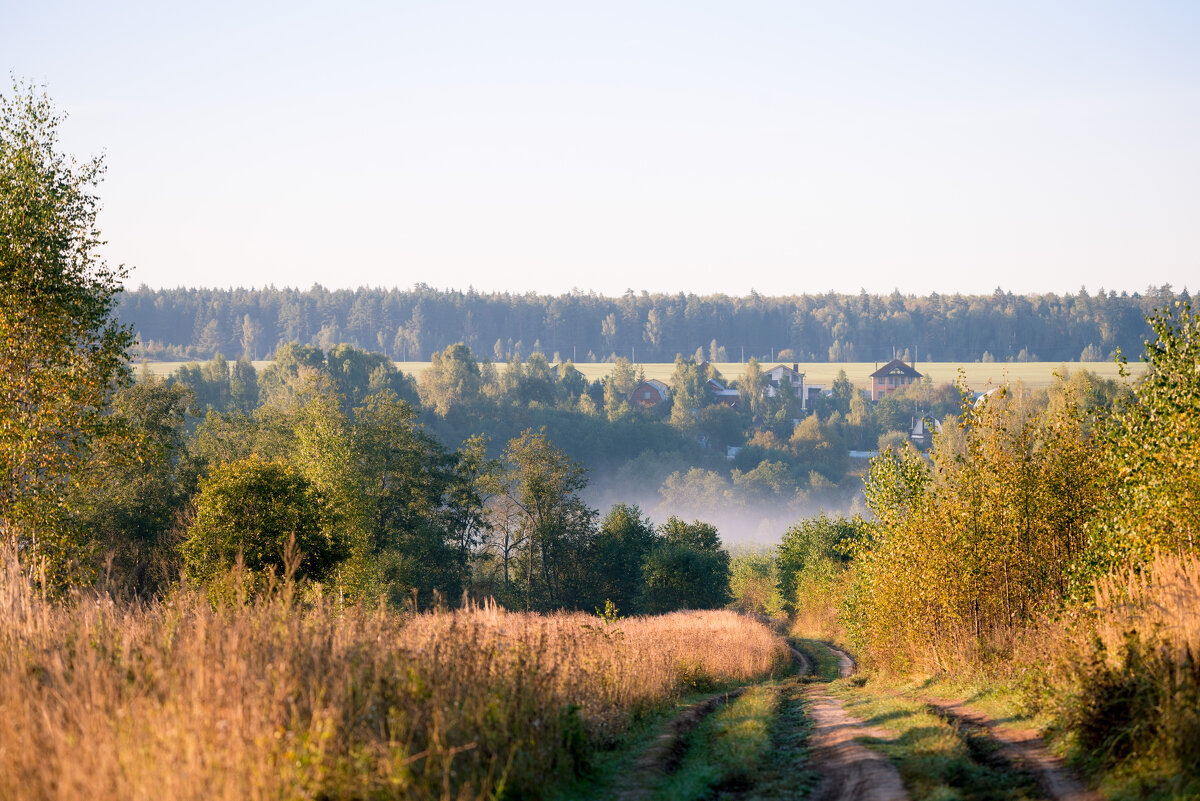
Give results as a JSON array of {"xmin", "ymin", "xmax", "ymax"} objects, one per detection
[
  {"xmin": 1093, "ymin": 551, "xmax": 1200, "ymax": 661},
  {"xmin": 1051, "ymin": 551, "xmax": 1200, "ymax": 789},
  {"xmin": 0, "ymin": 555, "xmax": 785, "ymax": 801}
]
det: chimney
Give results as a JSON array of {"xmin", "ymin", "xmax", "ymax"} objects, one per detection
[{"xmin": 792, "ymin": 363, "xmax": 798, "ymax": 374}]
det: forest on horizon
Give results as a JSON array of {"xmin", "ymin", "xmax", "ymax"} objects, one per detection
[{"xmin": 120, "ymin": 284, "xmax": 1186, "ymax": 365}]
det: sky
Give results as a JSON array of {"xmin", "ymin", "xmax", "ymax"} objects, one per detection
[{"xmin": 5, "ymin": 1, "xmax": 1198, "ymax": 296}]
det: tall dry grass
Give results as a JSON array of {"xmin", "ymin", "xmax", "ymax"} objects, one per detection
[
  {"xmin": 1092, "ymin": 551, "xmax": 1200, "ymax": 660},
  {"xmin": 1025, "ymin": 551, "xmax": 1200, "ymax": 794},
  {"xmin": 0, "ymin": 554, "xmax": 787, "ymax": 801}
]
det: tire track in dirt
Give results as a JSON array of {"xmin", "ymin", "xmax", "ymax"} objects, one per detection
[
  {"xmin": 920, "ymin": 697, "xmax": 1099, "ymax": 801},
  {"xmin": 803, "ymin": 642, "xmax": 909, "ymax": 801},
  {"xmin": 618, "ymin": 639, "xmax": 911, "ymax": 801},
  {"xmin": 615, "ymin": 687, "xmax": 746, "ymax": 801}
]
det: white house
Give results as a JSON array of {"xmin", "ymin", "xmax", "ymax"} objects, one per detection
[
  {"xmin": 910, "ymin": 416, "xmax": 943, "ymax": 443},
  {"xmin": 705, "ymin": 376, "xmax": 741, "ymax": 407},
  {"xmin": 763, "ymin": 363, "xmax": 821, "ymax": 411}
]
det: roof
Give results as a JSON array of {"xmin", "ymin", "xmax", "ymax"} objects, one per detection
[
  {"xmin": 765, "ymin": 363, "xmax": 801, "ymax": 376},
  {"xmin": 629, "ymin": 380, "xmax": 668, "ymax": 399},
  {"xmin": 870, "ymin": 358, "xmax": 922, "ymax": 379},
  {"xmin": 628, "ymin": 380, "xmax": 669, "ymax": 405}
]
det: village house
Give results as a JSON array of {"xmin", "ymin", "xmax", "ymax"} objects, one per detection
[
  {"xmin": 763, "ymin": 363, "xmax": 823, "ymax": 412},
  {"xmin": 910, "ymin": 415, "xmax": 943, "ymax": 444},
  {"xmin": 705, "ymin": 375, "xmax": 741, "ymax": 407},
  {"xmin": 628, "ymin": 378, "xmax": 670, "ymax": 407},
  {"xmin": 870, "ymin": 358, "xmax": 922, "ymax": 401},
  {"xmin": 701, "ymin": 363, "xmax": 825, "ymax": 411}
]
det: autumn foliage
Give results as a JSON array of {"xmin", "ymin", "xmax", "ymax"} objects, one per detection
[{"xmin": 845, "ymin": 385, "xmax": 1112, "ymax": 672}]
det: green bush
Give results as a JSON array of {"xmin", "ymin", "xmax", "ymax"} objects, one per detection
[{"xmin": 181, "ymin": 456, "xmax": 346, "ymax": 584}]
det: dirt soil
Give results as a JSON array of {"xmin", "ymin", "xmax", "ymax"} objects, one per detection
[
  {"xmin": 804, "ymin": 643, "xmax": 909, "ymax": 801},
  {"xmin": 921, "ymin": 697, "xmax": 1100, "ymax": 801}
]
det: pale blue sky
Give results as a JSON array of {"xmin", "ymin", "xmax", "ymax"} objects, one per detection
[{"xmin": 6, "ymin": 1, "xmax": 1198, "ymax": 295}]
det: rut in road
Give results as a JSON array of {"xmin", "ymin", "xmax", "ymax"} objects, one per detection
[
  {"xmin": 919, "ymin": 697, "xmax": 1100, "ymax": 801},
  {"xmin": 803, "ymin": 642, "xmax": 908, "ymax": 801},
  {"xmin": 615, "ymin": 687, "xmax": 746, "ymax": 801}
]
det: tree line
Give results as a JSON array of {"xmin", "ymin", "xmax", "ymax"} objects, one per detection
[
  {"xmin": 120, "ymin": 283, "xmax": 1184, "ymax": 364},
  {"xmin": 93, "ymin": 364, "xmax": 732, "ymax": 613},
  {"xmin": 161, "ymin": 333, "xmax": 1131, "ymax": 548}
]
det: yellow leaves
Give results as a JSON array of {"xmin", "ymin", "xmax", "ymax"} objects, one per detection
[{"xmin": 851, "ymin": 389, "xmax": 1112, "ymax": 672}]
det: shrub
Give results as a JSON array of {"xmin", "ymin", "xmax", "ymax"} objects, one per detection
[{"xmin": 181, "ymin": 456, "xmax": 346, "ymax": 584}]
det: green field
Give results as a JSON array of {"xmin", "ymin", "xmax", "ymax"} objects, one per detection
[{"xmin": 139, "ymin": 358, "xmax": 1142, "ymax": 392}]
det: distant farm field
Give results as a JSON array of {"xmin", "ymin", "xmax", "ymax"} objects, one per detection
[
  {"xmin": 531, "ymin": 361, "xmax": 1143, "ymax": 391},
  {"xmin": 139, "ymin": 358, "xmax": 1143, "ymax": 391},
  {"xmin": 138, "ymin": 360, "xmax": 274, "ymax": 378}
]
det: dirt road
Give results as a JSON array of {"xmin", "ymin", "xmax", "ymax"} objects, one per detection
[
  {"xmin": 616, "ymin": 687, "xmax": 746, "ymax": 801},
  {"xmin": 614, "ymin": 639, "xmax": 908, "ymax": 801},
  {"xmin": 606, "ymin": 637, "xmax": 1096, "ymax": 801},
  {"xmin": 802, "ymin": 642, "xmax": 908, "ymax": 801},
  {"xmin": 920, "ymin": 696, "xmax": 1100, "ymax": 801}
]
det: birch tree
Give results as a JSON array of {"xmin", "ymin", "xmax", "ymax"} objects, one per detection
[{"xmin": 0, "ymin": 83, "xmax": 132, "ymax": 584}]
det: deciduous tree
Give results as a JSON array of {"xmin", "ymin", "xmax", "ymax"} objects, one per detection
[
  {"xmin": 501, "ymin": 429, "xmax": 596, "ymax": 610},
  {"xmin": 181, "ymin": 456, "xmax": 345, "ymax": 585},
  {"xmin": 639, "ymin": 516, "xmax": 731, "ymax": 613},
  {"xmin": 1088, "ymin": 300, "xmax": 1200, "ymax": 566},
  {"xmin": 0, "ymin": 83, "xmax": 133, "ymax": 584}
]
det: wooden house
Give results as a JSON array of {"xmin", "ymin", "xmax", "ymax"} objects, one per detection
[{"xmin": 629, "ymin": 378, "xmax": 670, "ymax": 407}]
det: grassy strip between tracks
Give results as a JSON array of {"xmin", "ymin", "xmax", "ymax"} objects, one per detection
[
  {"xmin": 566, "ymin": 640, "xmax": 830, "ymax": 801},
  {"xmin": 827, "ymin": 669, "xmax": 1046, "ymax": 801},
  {"xmin": 649, "ymin": 684, "xmax": 777, "ymax": 800},
  {"xmin": 546, "ymin": 680, "xmax": 774, "ymax": 801}
]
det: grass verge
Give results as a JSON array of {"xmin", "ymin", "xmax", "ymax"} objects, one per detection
[
  {"xmin": 740, "ymin": 666, "xmax": 821, "ymax": 800},
  {"xmin": 642, "ymin": 640, "xmax": 827, "ymax": 801}
]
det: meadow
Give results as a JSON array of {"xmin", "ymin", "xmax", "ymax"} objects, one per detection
[
  {"xmin": 0, "ymin": 555, "xmax": 787, "ymax": 801},
  {"xmin": 139, "ymin": 359, "xmax": 1143, "ymax": 391}
]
